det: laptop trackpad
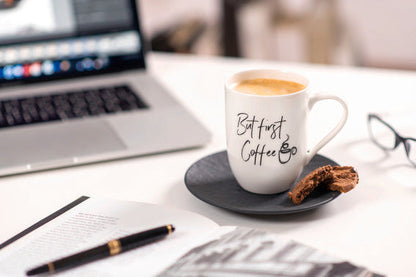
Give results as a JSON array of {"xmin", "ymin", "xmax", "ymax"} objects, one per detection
[{"xmin": 0, "ymin": 120, "xmax": 126, "ymax": 169}]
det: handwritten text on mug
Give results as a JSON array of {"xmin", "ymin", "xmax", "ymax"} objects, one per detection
[{"xmin": 236, "ymin": 113, "xmax": 297, "ymax": 165}]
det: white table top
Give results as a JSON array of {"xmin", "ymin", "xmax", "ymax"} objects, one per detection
[{"xmin": 1, "ymin": 53, "xmax": 416, "ymax": 276}]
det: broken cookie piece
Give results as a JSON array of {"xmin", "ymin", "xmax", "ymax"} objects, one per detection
[
  {"xmin": 288, "ymin": 165, "xmax": 333, "ymax": 205},
  {"xmin": 288, "ymin": 165, "xmax": 359, "ymax": 205},
  {"xmin": 326, "ymin": 166, "xmax": 359, "ymax": 193}
]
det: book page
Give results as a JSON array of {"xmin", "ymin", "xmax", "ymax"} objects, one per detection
[{"xmin": 0, "ymin": 197, "xmax": 218, "ymax": 277}]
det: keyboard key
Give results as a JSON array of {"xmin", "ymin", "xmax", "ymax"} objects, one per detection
[
  {"xmin": 5, "ymin": 114, "xmax": 15, "ymax": 126},
  {"xmin": 22, "ymin": 112, "xmax": 33, "ymax": 124}
]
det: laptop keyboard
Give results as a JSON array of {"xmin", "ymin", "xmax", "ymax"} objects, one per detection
[{"xmin": 0, "ymin": 85, "xmax": 148, "ymax": 128}]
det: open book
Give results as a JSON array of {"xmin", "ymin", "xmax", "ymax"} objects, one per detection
[{"xmin": 0, "ymin": 197, "xmax": 376, "ymax": 276}]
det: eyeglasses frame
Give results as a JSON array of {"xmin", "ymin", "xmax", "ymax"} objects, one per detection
[{"xmin": 367, "ymin": 113, "xmax": 416, "ymax": 166}]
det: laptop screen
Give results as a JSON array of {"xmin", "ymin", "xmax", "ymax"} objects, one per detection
[{"xmin": 0, "ymin": 0, "xmax": 145, "ymax": 86}]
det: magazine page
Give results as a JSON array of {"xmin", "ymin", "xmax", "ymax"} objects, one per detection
[{"xmin": 159, "ymin": 226, "xmax": 373, "ymax": 277}]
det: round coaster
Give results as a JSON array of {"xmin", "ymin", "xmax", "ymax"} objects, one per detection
[{"xmin": 185, "ymin": 151, "xmax": 341, "ymax": 214}]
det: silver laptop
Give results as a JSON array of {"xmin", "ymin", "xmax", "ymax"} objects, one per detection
[{"xmin": 0, "ymin": 0, "xmax": 210, "ymax": 176}]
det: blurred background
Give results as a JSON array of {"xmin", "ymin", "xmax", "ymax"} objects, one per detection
[{"xmin": 140, "ymin": 0, "xmax": 416, "ymax": 70}]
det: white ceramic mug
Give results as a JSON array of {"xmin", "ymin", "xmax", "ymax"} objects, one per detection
[{"xmin": 225, "ymin": 69, "xmax": 348, "ymax": 194}]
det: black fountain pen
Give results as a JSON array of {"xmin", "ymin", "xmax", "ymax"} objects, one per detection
[{"xmin": 26, "ymin": 224, "xmax": 175, "ymax": 276}]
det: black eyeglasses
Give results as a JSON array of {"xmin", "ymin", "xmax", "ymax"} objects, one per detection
[{"xmin": 367, "ymin": 113, "xmax": 416, "ymax": 166}]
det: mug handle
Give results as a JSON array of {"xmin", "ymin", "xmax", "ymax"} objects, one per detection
[{"xmin": 304, "ymin": 94, "xmax": 348, "ymax": 165}]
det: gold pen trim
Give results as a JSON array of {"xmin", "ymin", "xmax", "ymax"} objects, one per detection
[
  {"xmin": 47, "ymin": 262, "xmax": 55, "ymax": 273},
  {"xmin": 107, "ymin": 240, "xmax": 122, "ymax": 255},
  {"xmin": 167, "ymin": 224, "xmax": 173, "ymax": 235}
]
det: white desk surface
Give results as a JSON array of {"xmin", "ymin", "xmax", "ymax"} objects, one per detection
[{"xmin": 1, "ymin": 53, "xmax": 416, "ymax": 276}]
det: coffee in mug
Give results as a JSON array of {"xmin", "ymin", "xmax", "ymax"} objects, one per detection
[
  {"xmin": 225, "ymin": 70, "xmax": 348, "ymax": 194},
  {"xmin": 233, "ymin": 78, "xmax": 306, "ymax": 96}
]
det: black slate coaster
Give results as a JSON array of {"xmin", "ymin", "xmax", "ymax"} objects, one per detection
[{"xmin": 185, "ymin": 151, "xmax": 341, "ymax": 214}]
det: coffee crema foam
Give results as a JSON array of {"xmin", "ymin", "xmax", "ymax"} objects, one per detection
[{"xmin": 233, "ymin": 78, "xmax": 305, "ymax": 96}]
